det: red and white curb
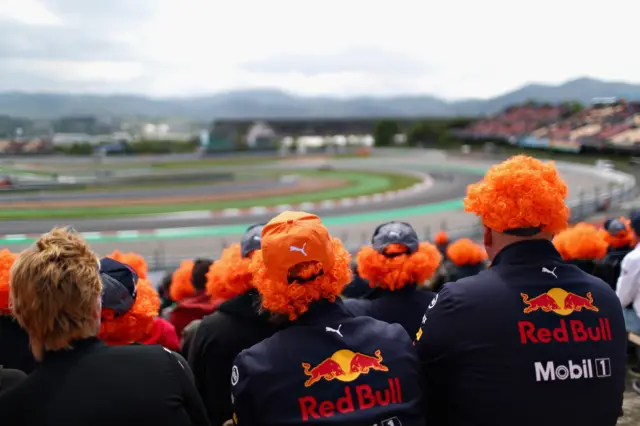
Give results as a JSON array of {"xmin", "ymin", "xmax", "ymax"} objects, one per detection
[{"xmin": 210, "ymin": 172, "xmax": 434, "ymax": 219}]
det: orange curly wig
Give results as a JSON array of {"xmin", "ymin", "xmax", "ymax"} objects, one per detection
[
  {"xmin": 0, "ymin": 249, "xmax": 17, "ymax": 314},
  {"xmin": 357, "ymin": 242, "xmax": 442, "ymax": 291},
  {"xmin": 99, "ymin": 276, "xmax": 160, "ymax": 346},
  {"xmin": 605, "ymin": 217, "xmax": 635, "ymax": 249},
  {"xmin": 107, "ymin": 250, "xmax": 148, "ymax": 279},
  {"xmin": 170, "ymin": 260, "xmax": 195, "ymax": 302},
  {"xmin": 434, "ymin": 231, "xmax": 448, "ymax": 245},
  {"xmin": 553, "ymin": 223, "xmax": 608, "ymax": 261},
  {"xmin": 206, "ymin": 243, "xmax": 253, "ymax": 301},
  {"xmin": 250, "ymin": 238, "xmax": 352, "ymax": 320},
  {"xmin": 446, "ymin": 238, "xmax": 488, "ymax": 266},
  {"xmin": 464, "ymin": 155, "xmax": 569, "ymax": 234}
]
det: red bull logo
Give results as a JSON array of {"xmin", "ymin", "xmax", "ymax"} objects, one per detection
[
  {"xmin": 301, "ymin": 349, "xmax": 388, "ymax": 387},
  {"xmin": 299, "ymin": 349, "xmax": 401, "ymax": 421},
  {"xmin": 299, "ymin": 379, "xmax": 403, "ymax": 421},
  {"xmin": 520, "ymin": 288, "xmax": 598, "ymax": 315},
  {"xmin": 519, "ymin": 288, "xmax": 611, "ymax": 345}
]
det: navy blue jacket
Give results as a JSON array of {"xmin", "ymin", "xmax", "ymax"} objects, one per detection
[
  {"xmin": 344, "ymin": 285, "xmax": 435, "ymax": 339},
  {"xmin": 593, "ymin": 246, "xmax": 633, "ymax": 290},
  {"xmin": 415, "ymin": 240, "xmax": 626, "ymax": 426},
  {"xmin": 231, "ymin": 299, "xmax": 424, "ymax": 426}
]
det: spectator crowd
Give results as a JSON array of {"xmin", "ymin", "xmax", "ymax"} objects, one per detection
[
  {"xmin": 461, "ymin": 99, "xmax": 640, "ymax": 152},
  {"xmin": 0, "ymin": 155, "xmax": 637, "ymax": 426}
]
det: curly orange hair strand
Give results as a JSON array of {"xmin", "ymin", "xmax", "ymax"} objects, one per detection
[
  {"xmin": 553, "ymin": 223, "xmax": 608, "ymax": 261},
  {"xmin": 0, "ymin": 249, "xmax": 17, "ymax": 313},
  {"xmin": 170, "ymin": 260, "xmax": 195, "ymax": 302},
  {"xmin": 434, "ymin": 231, "xmax": 448, "ymax": 245},
  {"xmin": 99, "ymin": 277, "xmax": 160, "ymax": 346},
  {"xmin": 206, "ymin": 244, "xmax": 253, "ymax": 301},
  {"xmin": 250, "ymin": 238, "xmax": 352, "ymax": 320},
  {"xmin": 357, "ymin": 242, "xmax": 441, "ymax": 291},
  {"xmin": 446, "ymin": 238, "xmax": 488, "ymax": 266},
  {"xmin": 464, "ymin": 155, "xmax": 569, "ymax": 234}
]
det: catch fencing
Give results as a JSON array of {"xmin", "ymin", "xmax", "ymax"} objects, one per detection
[{"xmin": 146, "ymin": 163, "xmax": 637, "ymax": 277}]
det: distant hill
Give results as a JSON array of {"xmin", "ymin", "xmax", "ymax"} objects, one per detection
[{"xmin": 2, "ymin": 77, "xmax": 640, "ymax": 120}]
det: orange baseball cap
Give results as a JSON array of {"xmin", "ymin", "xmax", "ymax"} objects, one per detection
[{"xmin": 261, "ymin": 211, "xmax": 335, "ymax": 282}]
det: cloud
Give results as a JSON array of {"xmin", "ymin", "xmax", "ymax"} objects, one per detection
[
  {"xmin": 241, "ymin": 46, "xmax": 433, "ymax": 77},
  {"xmin": 0, "ymin": 0, "xmax": 62, "ymax": 26},
  {"xmin": 0, "ymin": 0, "xmax": 640, "ymax": 99}
]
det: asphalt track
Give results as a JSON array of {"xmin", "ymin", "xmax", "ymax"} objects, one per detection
[
  {"xmin": 0, "ymin": 179, "xmax": 289, "ymax": 203},
  {"xmin": 0, "ymin": 151, "xmax": 622, "ymax": 265}
]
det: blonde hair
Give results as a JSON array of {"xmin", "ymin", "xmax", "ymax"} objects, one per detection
[{"xmin": 10, "ymin": 227, "xmax": 102, "ymax": 360}]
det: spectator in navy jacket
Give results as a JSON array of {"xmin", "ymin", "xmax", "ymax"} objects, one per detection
[
  {"xmin": 231, "ymin": 211, "xmax": 424, "ymax": 426},
  {"xmin": 345, "ymin": 221, "xmax": 441, "ymax": 338},
  {"xmin": 415, "ymin": 156, "xmax": 626, "ymax": 426}
]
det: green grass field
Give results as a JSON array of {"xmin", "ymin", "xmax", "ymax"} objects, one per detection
[{"xmin": 0, "ymin": 169, "xmax": 420, "ymax": 220}]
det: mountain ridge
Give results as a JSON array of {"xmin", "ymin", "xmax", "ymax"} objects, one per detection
[{"xmin": 2, "ymin": 77, "xmax": 640, "ymax": 120}]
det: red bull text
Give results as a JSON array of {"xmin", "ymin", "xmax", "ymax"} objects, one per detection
[
  {"xmin": 519, "ymin": 318, "xmax": 612, "ymax": 344},
  {"xmin": 299, "ymin": 378, "xmax": 403, "ymax": 421},
  {"xmin": 299, "ymin": 349, "xmax": 400, "ymax": 421}
]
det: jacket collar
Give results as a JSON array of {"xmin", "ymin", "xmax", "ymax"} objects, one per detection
[
  {"xmin": 43, "ymin": 336, "xmax": 104, "ymax": 362},
  {"xmin": 365, "ymin": 283, "xmax": 417, "ymax": 300},
  {"xmin": 491, "ymin": 239, "xmax": 562, "ymax": 267},
  {"xmin": 217, "ymin": 289, "xmax": 272, "ymax": 322},
  {"xmin": 294, "ymin": 298, "xmax": 353, "ymax": 327}
]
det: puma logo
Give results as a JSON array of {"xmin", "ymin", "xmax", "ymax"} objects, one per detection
[
  {"xmin": 542, "ymin": 266, "xmax": 557, "ymax": 279},
  {"xmin": 290, "ymin": 242, "xmax": 307, "ymax": 256},
  {"xmin": 325, "ymin": 324, "xmax": 343, "ymax": 337}
]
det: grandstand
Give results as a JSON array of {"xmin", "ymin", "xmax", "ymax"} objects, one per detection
[
  {"xmin": 462, "ymin": 98, "xmax": 640, "ymax": 153},
  {"xmin": 459, "ymin": 104, "xmax": 567, "ymax": 141}
]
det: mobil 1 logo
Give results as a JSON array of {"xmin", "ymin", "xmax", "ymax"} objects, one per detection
[{"xmin": 534, "ymin": 358, "xmax": 611, "ymax": 382}]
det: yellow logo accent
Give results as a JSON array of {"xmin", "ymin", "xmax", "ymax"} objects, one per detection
[
  {"xmin": 233, "ymin": 413, "xmax": 238, "ymax": 424},
  {"xmin": 301, "ymin": 349, "xmax": 388, "ymax": 387},
  {"xmin": 416, "ymin": 327, "xmax": 423, "ymax": 341},
  {"xmin": 521, "ymin": 288, "xmax": 598, "ymax": 316}
]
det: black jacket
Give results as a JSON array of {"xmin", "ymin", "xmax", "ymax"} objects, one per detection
[
  {"xmin": 232, "ymin": 299, "xmax": 424, "ymax": 426},
  {"xmin": 415, "ymin": 240, "xmax": 627, "ymax": 426},
  {"xmin": 0, "ymin": 315, "xmax": 37, "ymax": 374},
  {"xmin": 593, "ymin": 246, "xmax": 633, "ymax": 290},
  {"xmin": 0, "ymin": 337, "xmax": 211, "ymax": 426},
  {"xmin": 0, "ymin": 368, "xmax": 26, "ymax": 394},
  {"xmin": 344, "ymin": 284, "xmax": 435, "ymax": 339},
  {"xmin": 444, "ymin": 261, "xmax": 487, "ymax": 283},
  {"xmin": 187, "ymin": 289, "xmax": 281, "ymax": 426}
]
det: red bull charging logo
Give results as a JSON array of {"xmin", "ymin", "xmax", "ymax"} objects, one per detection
[
  {"xmin": 302, "ymin": 349, "xmax": 388, "ymax": 387},
  {"xmin": 518, "ymin": 288, "xmax": 612, "ymax": 345},
  {"xmin": 521, "ymin": 288, "xmax": 598, "ymax": 315}
]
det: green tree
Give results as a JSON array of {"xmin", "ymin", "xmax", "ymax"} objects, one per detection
[
  {"xmin": 373, "ymin": 120, "xmax": 399, "ymax": 146},
  {"xmin": 407, "ymin": 122, "xmax": 443, "ymax": 146},
  {"xmin": 564, "ymin": 101, "xmax": 584, "ymax": 115}
]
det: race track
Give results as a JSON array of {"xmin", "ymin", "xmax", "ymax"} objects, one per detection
[{"xmin": 0, "ymin": 150, "xmax": 627, "ymax": 268}]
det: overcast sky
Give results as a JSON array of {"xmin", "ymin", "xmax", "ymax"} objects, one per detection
[{"xmin": 1, "ymin": 0, "xmax": 638, "ymax": 100}]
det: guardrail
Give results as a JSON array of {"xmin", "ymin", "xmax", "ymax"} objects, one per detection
[{"xmin": 143, "ymin": 164, "xmax": 637, "ymax": 275}]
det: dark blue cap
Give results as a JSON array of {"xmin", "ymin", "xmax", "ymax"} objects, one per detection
[
  {"xmin": 606, "ymin": 218, "xmax": 628, "ymax": 236},
  {"xmin": 372, "ymin": 221, "xmax": 420, "ymax": 255},
  {"xmin": 100, "ymin": 257, "xmax": 137, "ymax": 317},
  {"xmin": 603, "ymin": 218, "xmax": 614, "ymax": 230},
  {"xmin": 241, "ymin": 223, "xmax": 265, "ymax": 258}
]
